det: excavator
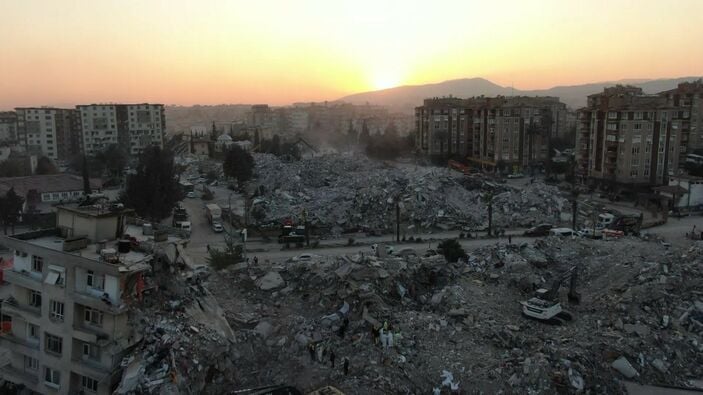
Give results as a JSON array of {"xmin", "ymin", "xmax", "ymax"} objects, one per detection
[{"xmin": 520, "ymin": 266, "xmax": 581, "ymax": 325}]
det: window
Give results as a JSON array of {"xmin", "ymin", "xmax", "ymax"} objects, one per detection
[
  {"xmin": 607, "ymin": 123, "xmax": 617, "ymax": 131},
  {"xmin": 631, "ymin": 146, "xmax": 640, "ymax": 155},
  {"xmin": 81, "ymin": 375, "xmax": 99, "ymax": 393},
  {"xmin": 44, "ymin": 367, "xmax": 60, "ymax": 388},
  {"xmin": 29, "ymin": 291, "xmax": 42, "ymax": 308},
  {"xmin": 86, "ymin": 271, "xmax": 104, "ymax": 290},
  {"xmin": 608, "ymin": 111, "xmax": 618, "ymax": 119},
  {"xmin": 82, "ymin": 342, "xmax": 100, "ymax": 361},
  {"xmin": 24, "ymin": 356, "xmax": 38, "ymax": 371},
  {"xmin": 49, "ymin": 300, "xmax": 64, "ymax": 321},
  {"xmin": 84, "ymin": 307, "xmax": 103, "ymax": 327},
  {"xmin": 634, "ymin": 123, "xmax": 642, "ymax": 130},
  {"xmin": 31, "ymin": 256, "xmax": 43, "ymax": 272},
  {"xmin": 27, "ymin": 323, "xmax": 39, "ymax": 340},
  {"xmin": 45, "ymin": 333, "xmax": 62, "ymax": 355}
]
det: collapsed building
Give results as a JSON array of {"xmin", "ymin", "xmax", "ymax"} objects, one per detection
[{"xmin": 252, "ymin": 153, "xmax": 569, "ymax": 235}]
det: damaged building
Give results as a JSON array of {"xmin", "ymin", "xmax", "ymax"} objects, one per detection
[
  {"xmin": 0, "ymin": 205, "xmax": 156, "ymax": 394},
  {"xmin": 415, "ymin": 96, "xmax": 568, "ymax": 170}
]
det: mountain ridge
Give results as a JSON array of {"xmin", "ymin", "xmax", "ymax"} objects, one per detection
[{"xmin": 337, "ymin": 76, "xmax": 702, "ymax": 113}]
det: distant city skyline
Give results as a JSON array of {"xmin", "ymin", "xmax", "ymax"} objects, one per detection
[{"xmin": 2, "ymin": 0, "xmax": 702, "ymax": 110}]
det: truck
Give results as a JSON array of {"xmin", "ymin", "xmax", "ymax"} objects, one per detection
[
  {"xmin": 278, "ymin": 219, "xmax": 306, "ymax": 244},
  {"xmin": 205, "ymin": 203, "xmax": 222, "ymax": 225},
  {"xmin": 598, "ymin": 212, "xmax": 642, "ymax": 235},
  {"xmin": 172, "ymin": 205, "xmax": 189, "ymax": 227}
]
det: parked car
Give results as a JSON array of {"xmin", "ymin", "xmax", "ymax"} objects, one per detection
[
  {"xmin": 212, "ymin": 223, "xmax": 224, "ymax": 233},
  {"xmin": 393, "ymin": 247, "xmax": 417, "ymax": 258},
  {"xmin": 186, "ymin": 191, "xmax": 196, "ymax": 198},
  {"xmin": 293, "ymin": 253, "xmax": 317, "ymax": 262},
  {"xmin": 507, "ymin": 173, "xmax": 525, "ymax": 179},
  {"xmin": 523, "ymin": 223, "xmax": 553, "ymax": 237},
  {"xmin": 577, "ymin": 228, "xmax": 602, "ymax": 239},
  {"xmin": 549, "ymin": 227, "xmax": 576, "ymax": 237}
]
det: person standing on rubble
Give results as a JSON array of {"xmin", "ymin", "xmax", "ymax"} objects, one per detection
[
  {"xmin": 508, "ymin": 234, "xmax": 512, "ymax": 244},
  {"xmin": 372, "ymin": 325, "xmax": 380, "ymax": 346},
  {"xmin": 330, "ymin": 349, "xmax": 336, "ymax": 368},
  {"xmin": 254, "ymin": 256, "xmax": 259, "ymax": 265},
  {"xmin": 308, "ymin": 342, "xmax": 315, "ymax": 362},
  {"xmin": 343, "ymin": 357, "xmax": 350, "ymax": 375},
  {"xmin": 338, "ymin": 317, "xmax": 349, "ymax": 338}
]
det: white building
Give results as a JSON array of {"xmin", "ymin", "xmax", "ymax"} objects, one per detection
[
  {"xmin": 78, "ymin": 104, "xmax": 164, "ymax": 156},
  {"xmin": 215, "ymin": 134, "xmax": 234, "ymax": 153}
]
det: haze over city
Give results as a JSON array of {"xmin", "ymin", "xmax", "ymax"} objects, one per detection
[{"xmin": 2, "ymin": 0, "xmax": 703, "ymax": 109}]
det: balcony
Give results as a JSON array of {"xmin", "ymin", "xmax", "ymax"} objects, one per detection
[
  {"xmin": 71, "ymin": 356, "xmax": 112, "ymax": 381},
  {"xmin": 2, "ymin": 299, "xmax": 41, "ymax": 320},
  {"xmin": 72, "ymin": 323, "xmax": 109, "ymax": 344},
  {"xmin": 0, "ymin": 332, "xmax": 40, "ymax": 358},
  {"xmin": 72, "ymin": 291, "xmax": 126, "ymax": 315},
  {"xmin": 3, "ymin": 270, "xmax": 42, "ymax": 291},
  {"xmin": 0, "ymin": 364, "xmax": 39, "ymax": 385}
]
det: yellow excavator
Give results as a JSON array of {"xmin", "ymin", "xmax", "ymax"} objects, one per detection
[{"xmin": 520, "ymin": 266, "xmax": 581, "ymax": 325}]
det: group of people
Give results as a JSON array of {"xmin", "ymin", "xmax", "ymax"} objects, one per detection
[
  {"xmin": 372, "ymin": 320, "xmax": 402, "ymax": 349},
  {"xmin": 307, "ymin": 341, "xmax": 349, "ymax": 375}
]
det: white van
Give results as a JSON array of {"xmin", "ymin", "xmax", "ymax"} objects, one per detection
[{"xmin": 549, "ymin": 227, "xmax": 576, "ymax": 237}]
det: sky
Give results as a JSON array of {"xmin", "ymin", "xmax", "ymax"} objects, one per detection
[{"xmin": 1, "ymin": 0, "xmax": 702, "ymax": 109}]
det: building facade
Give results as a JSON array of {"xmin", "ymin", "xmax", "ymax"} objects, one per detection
[
  {"xmin": 0, "ymin": 205, "xmax": 153, "ymax": 394},
  {"xmin": 415, "ymin": 96, "xmax": 567, "ymax": 170},
  {"xmin": 660, "ymin": 79, "xmax": 703, "ymax": 152},
  {"xmin": 77, "ymin": 104, "xmax": 165, "ymax": 156},
  {"xmin": 14, "ymin": 108, "xmax": 81, "ymax": 160},
  {"xmin": 0, "ymin": 112, "xmax": 18, "ymax": 142},
  {"xmin": 576, "ymin": 86, "xmax": 686, "ymax": 188}
]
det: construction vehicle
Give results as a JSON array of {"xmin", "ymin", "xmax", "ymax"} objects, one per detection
[
  {"xmin": 520, "ymin": 266, "xmax": 581, "ymax": 325},
  {"xmin": 598, "ymin": 212, "xmax": 643, "ymax": 235},
  {"xmin": 278, "ymin": 218, "xmax": 306, "ymax": 244},
  {"xmin": 172, "ymin": 205, "xmax": 189, "ymax": 227},
  {"xmin": 205, "ymin": 203, "xmax": 222, "ymax": 225}
]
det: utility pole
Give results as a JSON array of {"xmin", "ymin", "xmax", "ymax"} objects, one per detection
[
  {"xmin": 303, "ymin": 208, "xmax": 309, "ymax": 247},
  {"xmin": 396, "ymin": 200, "xmax": 400, "ymax": 242}
]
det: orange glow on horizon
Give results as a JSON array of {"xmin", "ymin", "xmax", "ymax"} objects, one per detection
[{"xmin": 1, "ymin": 0, "xmax": 702, "ymax": 109}]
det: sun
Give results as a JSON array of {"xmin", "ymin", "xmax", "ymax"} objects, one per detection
[{"xmin": 372, "ymin": 72, "xmax": 401, "ymax": 90}]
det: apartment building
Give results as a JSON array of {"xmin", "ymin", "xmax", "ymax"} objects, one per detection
[
  {"xmin": 576, "ymin": 86, "xmax": 685, "ymax": 188},
  {"xmin": 77, "ymin": 104, "xmax": 165, "ymax": 156},
  {"xmin": 0, "ymin": 205, "xmax": 152, "ymax": 394},
  {"xmin": 415, "ymin": 96, "xmax": 567, "ymax": 170},
  {"xmin": 0, "ymin": 112, "xmax": 18, "ymax": 142},
  {"xmin": 660, "ymin": 79, "xmax": 703, "ymax": 152},
  {"xmin": 14, "ymin": 108, "xmax": 81, "ymax": 160}
]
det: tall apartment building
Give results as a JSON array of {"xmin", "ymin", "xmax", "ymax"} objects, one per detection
[
  {"xmin": 0, "ymin": 205, "xmax": 152, "ymax": 394},
  {"xmin": 660, "ymin": 79, "xmax": 703, "ymax": 151},
  {"xmin": 77, "ymin": 104, "xmax": 165, "ymax": 156},
  {"xmin": 0, "ymin": 112, "xmax": 18, "ymax": 142},
  {"xmin": 576, "ymin": 86, "xmax": 684, "ymax": 188},
  {"xmin": 415, "ymin": 96, "xmax": 567, "ymax": 169},
  {"xmin": 14, "ymin": 108, "xmax": 81, "ymax": 160}
]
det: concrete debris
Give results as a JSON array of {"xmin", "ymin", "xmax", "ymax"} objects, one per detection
[
  {"xmin": 612, "ymin": 356, "xmax": 639, "ymax": 378},
  {"xmin": 116, "ymin": 224, "xmax": 703, "ymax": 394},
  {"xmin": 253, "ymin": 153, "xmax": 568, "ymax": 235}
]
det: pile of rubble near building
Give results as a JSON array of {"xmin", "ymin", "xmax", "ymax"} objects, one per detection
[
  {"xmin": 252, "ymin": 153, "xmax": 568, "ymax": 235},
  {"xmin": 112, "ymin": 234, "xmax": 703, "ymax": 394},
  {"xmin": 200, "ymin": 236, "xmax": 702, "ymax": 394}
]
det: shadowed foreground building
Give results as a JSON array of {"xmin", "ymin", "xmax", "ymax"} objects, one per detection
[{"xmin": 0, "ymin": 204, "xmax": 161, "ymax": 394}]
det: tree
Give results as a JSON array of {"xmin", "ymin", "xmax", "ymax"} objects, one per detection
[
  {"xmin": 359, "ymin": 121, "xmax": 371, "ymax": 147},
  {"xmin": 223, "ymin": 145, "xmax": 254, "ymax": 188},
  {"xmin": 122, "ymin": 146, "xmax": 181, "ymax": 221},
  {"xmin": 95, "ymin": 145, "xmax": 128, "ymax": 178},
  {"xmin": 0, "ymin": 187, "xmax": 24, "ymax": 234},
  {"xmin": 0, "ymin": 160, "xmax": 27, "ymax": 177},
  {"xmin": 207, "ymin": 236, "xmax": 244, "ymax": 270},
  {"xmin": 437, "ymin": 239, "xmax": 466, "ymax": 263},
  {"xmin": 36, "ymin": 156, "xmax": 58, "ymax": 175}
]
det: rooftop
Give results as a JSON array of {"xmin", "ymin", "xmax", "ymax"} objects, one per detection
[{"xmin": 0, "ymin": 174, "xmax": 102, "ymax": 196}]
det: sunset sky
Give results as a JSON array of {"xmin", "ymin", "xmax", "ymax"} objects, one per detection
[{"xmin": 1, "ymin": 0, "xmax": 702, "ymax": 109}]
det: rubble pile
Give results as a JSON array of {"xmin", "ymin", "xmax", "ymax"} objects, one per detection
[
  {"xmin": 252, "ymin": 153, "xmax": 568, "ymax": 234},
  {"xmin": 202, "ymin": 237, "xmax": 703, "ymax": 394}
]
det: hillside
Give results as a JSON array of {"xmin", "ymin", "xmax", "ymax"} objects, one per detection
[{"xmin": 338, "ymin": 76, "xmax": 702, "ymax": 113}]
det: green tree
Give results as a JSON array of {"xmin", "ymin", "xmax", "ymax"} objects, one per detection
[
  {"xmin": 123, "ymin": 146, "xmax": 181, "ymax": 221},
  {"xmin": 36, "ymin": 156, "xmax": 58, "ymax": 175},
  {"xmin": 0, "ymin": 187, "xmax": 25, "ymax": 234},
  {"xmin": 96, "ymin": 145, "xmax": 128, "ymax": 178},
  {"xmin": 223, "ymin": 145, "xmax": 254, "ymax": 188},
  {"xmin": 207, "ymin": 236, "xmax": 244, "ymax": 270},
  {"xmin": 437, "ymin": 239, "xmax": 466, "ymax": 263}
]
